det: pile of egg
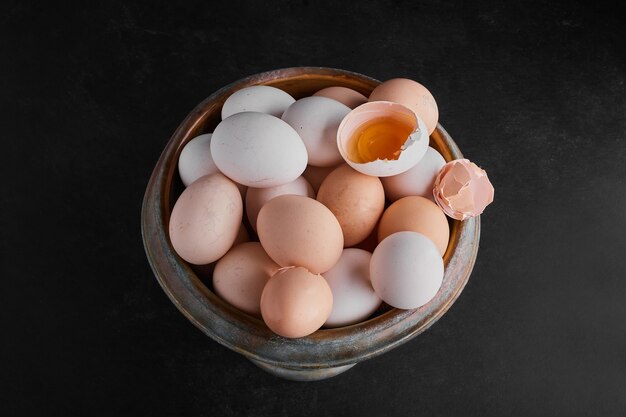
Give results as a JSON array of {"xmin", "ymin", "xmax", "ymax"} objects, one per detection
[{"xmin": 169, "ymin": 78, "xmax": 494, "ymax": 338}]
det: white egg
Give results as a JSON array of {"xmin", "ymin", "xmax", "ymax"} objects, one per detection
[
  {"xmin": 370, "ymin": 231, "xmax": 444, "ymax": 309},
  {"xmin": 281, "ymin": 96, "xmax": 351, "ymax": 167},
  {"xmin": 221, "ymin": 85, "xmax": 295, "ymax": 119},
  {"xmin": 322, "ymin": 248, "xmax": 381, "ymax": 328},
  {"xmin": 178, "ymin": 134, "xmax": 219, "ymax": 186},
  {"xmin": 381, "ymin": 146, "xmax": 446, "ymax": 202},
  {"xmin": 336, "ymin": 101, "xmax": 429, "ymax": 177},
  {"xmin": 211, "ymin": 112, "xmax": 308, "ymax": 188},
  {"xmin": 245, "ymin": 176, "xmax": 315, "ymax": 231}
]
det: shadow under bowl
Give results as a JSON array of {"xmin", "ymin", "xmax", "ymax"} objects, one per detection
[{"xmin": 141, "ymin": 67, "xmax": 480, "ymax": 381}]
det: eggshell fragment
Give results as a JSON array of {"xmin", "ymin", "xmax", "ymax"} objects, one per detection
[
  {"xmin": 317, "ymin": 164, "xmax": 385, "ymax": 247},
  {"xmin": 378, "ymin": 196, "xmax": 450, "ymax": 256},
  {"xmin": 257, "ymin": 195, "xmax": 343, "ymax": 274},
  {"xmin": 322, "ymin": 249, "xmax": 381, "ymax": 328},
  {"xmin": 221, "ymin": 85, "xmax": 295, "ymax": 119},
  {"xmin": 336, "ymin": 101, "xmax": 429, "ymax": 177},
  {"xmin": 211, "ymin": 112, "xmax": 308, "ymax": 188},
  {"xmin": 168, "ymin": 174, "xmax": 243, "ymax": 265},
  {"xmin": 178, "ymin": 134, "xmax": 219, "ymax": 187},
  {"xmin": 381, "ymin": 146, "xmax": 446, "ymax": 202},
  {"xmin": 369, "ymin": 78, "xmax": 439, "ymax": 135},
  {"xmin": 313, "ymin": 86, "xmax": 368, "ymax": 109},
  {"xmin": 213, "ymin": 242, "xmax": 280, "ymax": 317},
  {"xmin": 260, "ymin": 267, "xmax": 333, "ymax": 338},
  {"xmin": 245, "ymin": 176, "xmax": 315, "ymax": 231},
  {"xmin": 370, "ymin": 231, "xmax": 444, "ymax": 309},
  {"xmin": 282, "ymin": 96, "xmax": 351, "ymax": 167},
  {"xmin": 433, "ymin": 159, "xmax": 494, "ymax": 220}
]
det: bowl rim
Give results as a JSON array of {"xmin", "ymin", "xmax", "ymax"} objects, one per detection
[{"xmin": 141, "ymin": 66, "xmax": 480, "ymax": 369}]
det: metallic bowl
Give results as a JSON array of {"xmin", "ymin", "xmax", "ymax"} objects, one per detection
[{"xmin": 141, "ymin": 67, "xmax": 480, "ymax": 381}]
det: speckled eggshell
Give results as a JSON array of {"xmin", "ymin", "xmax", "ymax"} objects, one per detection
[
  {"xmin": 317, "ymin": 164, "xmax": 385, "ymax": 247},
  {"xmin": 370, "ymin": 231, "xmax": 444, "ymax": 309},
  {"xmin": 378, "ymin": 196, "xmax": 450, "ymax": 256},
  {"xmin": 260, "ymin": 267, "xmax": 333, "ymax": 338},
  {"xmin": 256, "ymin": 195, "xmax": 344, "ymax": 274},
  {"xmin": 213, "ymin": 242, "xmax": 280, "ymax": 317},
  {"xmin": 282, "ymin": 96, "xmax": 351, "ymax": 167},
  {"xmin": 211, "ymin": 112, "xmax": 308, "ymax": 188},
  {"xmin": 381, "ymin": 146, "xmax": 446, "ymax": 202},
  {"xmin": 245, "ymin": 176, "xmax": 315, "ymax": 231},
  {"xmin": 322, "ymin": 248, "xmax": 381, "ymax": 328},
  {"xmin": 221, "ymin": 85, "xmax": 295, "ymax": 119},
  {"xmin": 168, "ymin": 174, "xmax": 243, "ymax": 265}
]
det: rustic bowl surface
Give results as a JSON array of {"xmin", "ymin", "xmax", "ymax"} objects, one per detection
[{"xmin": 141, "ymin": 67, "xmax": 480, "ymax": 381}]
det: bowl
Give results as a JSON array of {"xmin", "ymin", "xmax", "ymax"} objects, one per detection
[{"xmin": 141, "ymin": 67, "xmax": 480, "ymax": 381}]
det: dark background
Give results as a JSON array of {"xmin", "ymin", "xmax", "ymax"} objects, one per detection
[{"xmin": 3, "ymin": 0, "xmax": 626, "ymax": 415}]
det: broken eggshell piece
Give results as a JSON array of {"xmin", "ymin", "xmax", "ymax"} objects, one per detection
[
  {"xmin": 433, "ymin": 159, "xmax": 494, "ymax": 220},
  {"xmin": 336, "ymin": 101, "xmax": 429, "ymax": 177}
]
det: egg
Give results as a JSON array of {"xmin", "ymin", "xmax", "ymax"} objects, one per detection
[
  {"xmin": 313, "ymin": 86, "xmax": 368, "ymax": 109},
  {"xmin": 322, "ymin": 249, "xmax": 381, "ymax": 328},
  {"xmin": 213, "ymin": 242, "xmax": 280, "ymax": 317},
  {"xmin": 302, "ymin": 164, "xmax": 340, "ymax": 194},
  {"xmin": 381, "ymin": 146, "xmax": 446, "ymax": 202},
  {"xmin": 378, "ymin": 196, "xmax": 450, "ymax": 256},
  {"xmin": 211, "ymin": 112, "xmax": 308, "ymax": 188},
  {"xmin": 281, "ymin": 96, "xmax": 351, "ymax": 167},
  {"xmin": 257, "ymin": 195, "xmax": 343, "ymax": 274},
  {"xmin": 245, "ymin": 176, "xmax": 315, "ymax": 231},
  {"xmin": 260, "ymin": 267, "xmax": 333, "ymax": 338},
  {"xmin": 177, "ymin": 134, "xmax": 219, "ymax": 186},
  {"xmin": 317, "ymin": 164, "xmax": 385, "ymax": 247},
  {"xmin": 368, "ymin": 78, "xmax": 439, "ymax": 135},
  {"xmin": 336, "ymin": 101, "xmax": 429, "ymax": 177},
  {"xmin": 370, "ymin": 231, "xmax": 444, "ymax": 309},
  {"xmin": 221, "ymin": 85, "xmax": 295, "ymax": 119},
  {"xmin": 169, "ymin": 174, "xmax": 243, "ymax": 265}
]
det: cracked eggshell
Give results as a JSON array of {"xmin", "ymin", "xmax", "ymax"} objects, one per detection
[
  {"xmin": 211, "ymin": 112, "xmax": 308, "ymax": 188},
  {"xmin": 336, "ymin": 101, "xmax": 429, "ymax": 177},
  {"xmin": 433, "ymin": 159, "xmax": 494, "ymax": 220},
  {"xmin": 221, "ymin": 85, "xmax": 295, "ymax": 119},
  {"xmin": 282, "ymin": 96, "xmax": 351, "ymax": 167}
]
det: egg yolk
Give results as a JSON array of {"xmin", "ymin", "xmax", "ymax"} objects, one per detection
[{"xmin": 347, "ymin": 115, "xmax": 415, "ymax": 163}]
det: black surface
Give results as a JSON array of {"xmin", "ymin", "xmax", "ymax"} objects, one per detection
[{"xmin": 3, "ymin": 1, "xmax": 626, "ymax": 415}]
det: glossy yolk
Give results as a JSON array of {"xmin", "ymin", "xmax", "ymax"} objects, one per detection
[{"xmin": 347, "ymin": 116, "xmax": 415, "ymax": 163}]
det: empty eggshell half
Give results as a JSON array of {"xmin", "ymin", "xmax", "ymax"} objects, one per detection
[{"xmin": 336, "ymin": 101, "xmax": 429, "ymax": 177}]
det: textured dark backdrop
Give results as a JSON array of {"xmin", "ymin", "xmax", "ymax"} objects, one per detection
[{"xmin": 3, "ymin": 0, "xmax": 626, "ymax": 416}]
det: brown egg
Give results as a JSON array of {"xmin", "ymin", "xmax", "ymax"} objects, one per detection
[
  {"xmin": 213, "ymin": 242, "xmax": 280, "ymax": 317},
  {"xmin": 260, "ymin": 267, "xmax": 333, "ymax": 338},
  {"xmin": 317, "ymin": 164, "xmax": 385, "ymax": 247},
  {"xmin": 168, "ymin": 174, "xmax": 243, "ymax": 265},
  {"xmin": 313, "ymin": 86, "xmax": 368, "ymax": 109},
  {"xmin": 257, "ymin": 195, "xmax": 343, "ymax": 274},
  {"xmin": 302, "ymin": 164, "xmax": 340, "ymax": 194},
  {"xmin": 378, "ymin": 196, "xmax": 450, "ymax": 256},
  {"xmin": 369, "ymin": 78, "xmax": 439, "ymax": 135}
]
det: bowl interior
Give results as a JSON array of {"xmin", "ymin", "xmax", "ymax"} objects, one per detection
[{"xmin": 142, "ymin": 67, "xmax": 480, "ymax": 369}]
